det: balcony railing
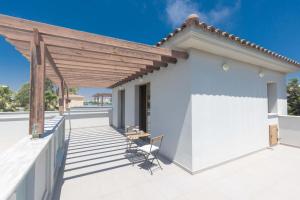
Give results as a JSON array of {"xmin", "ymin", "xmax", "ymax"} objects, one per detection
[
  {"xmin": 278, "ymin": 115, "xmax": 300, "ymax": 147},
  {"xmin": 0, "ymin": 116, "xmax": 65, "ymax": 200}
]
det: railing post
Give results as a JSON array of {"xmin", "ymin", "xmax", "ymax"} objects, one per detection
[
  {"xmin": 29, "ymin": 28, "xmax": 45, "ymax": 136},
  {"xmin": 59, "ymin": 81, "xmax": 65, "ymax": 115}
]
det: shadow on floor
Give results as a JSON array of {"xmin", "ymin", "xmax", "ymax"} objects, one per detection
[{"xmin": 52, "ymin": 125, "xmax": 170, "ymax": 200}]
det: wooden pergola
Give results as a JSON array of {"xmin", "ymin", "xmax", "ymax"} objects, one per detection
[
  {"xmin": 92, "ymin": 93, "xmax": 112, "ymax": 106},
  {"xmin": 0, "ymin": 14, "xmax": 188, "ymax": 136}
]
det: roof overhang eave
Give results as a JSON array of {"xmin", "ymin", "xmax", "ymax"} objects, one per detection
[{"xmin": 160, "ymin": 26, "xmax": 300, "ymax": 74}]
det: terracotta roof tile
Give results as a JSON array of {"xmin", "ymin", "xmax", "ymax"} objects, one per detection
[{"xmin": 156, "ymin": 14, "xmax": 300, "ymax": 67}]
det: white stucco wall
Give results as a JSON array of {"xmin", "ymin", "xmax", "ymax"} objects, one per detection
[
  {"xmin": 0, "ymin": 117, "xmax": 65, "ymax": 200},
  {"xmin": 112, "ymin": 48, "xmax": 288, "ymax": 173},
  {"xmin": 0, "ymin": 112, "xmax": 58, "ymax": 153},
  {"xmin": 112, "ymin": 59, "xmax": 193, "ymax": 171},
  {"xmin": 190, "ymin": 49, "xmax": 287, "ymax": 172},
  {"xmin": 112, "ymin": 89, "xmax": 119, "ymax": 127}
]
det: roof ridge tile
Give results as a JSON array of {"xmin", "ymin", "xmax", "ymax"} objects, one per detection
[{"xmin": 156, "ymin": 13, "xmax": 300, "ymax": 67}]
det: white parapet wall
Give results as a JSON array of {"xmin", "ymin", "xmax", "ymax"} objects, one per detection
[
  {"xmin": 278, "ymin": 115, "xmax": 300, "ymax": 147},
  {"xmin": 64, "ymin": 108, "xmax": 110, "ymax": 129},
  {"xmin": 0, "ymin": 116, "xmax": 65, "ymax": 200},
  {"xmin": 0, "ymin": 111, "xmax": 59, "ymax": 152}
]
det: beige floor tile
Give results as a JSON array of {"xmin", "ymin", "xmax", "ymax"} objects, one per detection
[{"xmin": 56, "ymin": 126, "xmax": 300, "ymax": 200}]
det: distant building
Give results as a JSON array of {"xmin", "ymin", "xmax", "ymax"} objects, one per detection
[
  {"xmin": 92, "ymin": 93, "xmax": 112, "ymax": 106},
  {"xmin": 68, "ymin": 94, "xmax": 84, "ymax": 108}
]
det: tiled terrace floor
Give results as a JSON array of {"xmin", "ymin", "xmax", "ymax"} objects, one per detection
[{"xmin": 55, "ymin": 126, "xmax": 300, "ymax": 200}]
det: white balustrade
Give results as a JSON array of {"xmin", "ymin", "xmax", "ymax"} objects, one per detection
[
  {"xmin": 278, "ymin": 115, "xmax": 300, "ymax": 147},
  {"xmin": 0, "ymin": 116, "xmax": 65, "ymax": 200}
]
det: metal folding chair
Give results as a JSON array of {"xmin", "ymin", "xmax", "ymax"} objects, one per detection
[{"xmin": 136, "ymin": 135, "xmax": 164, "ymax": 175}]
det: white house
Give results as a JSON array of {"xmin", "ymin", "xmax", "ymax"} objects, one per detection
[{"xmin": 112, "ymin": 14, "xmax": 300, "ymax": 174}]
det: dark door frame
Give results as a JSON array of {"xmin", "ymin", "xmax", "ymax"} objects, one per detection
[
  {"xmin": 139, "ymin": 84, "xmax": 147, "ymax": 132},
  {"xmin": 118, "ymin": 90, "xmax": 125, "ymax": 129}
]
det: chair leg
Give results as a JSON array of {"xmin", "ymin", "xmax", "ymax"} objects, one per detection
[
  {"xmin": 127, "ymin": 139, "xmax": 130, "ymax": 151},
  {"xmin": 150, "ymin": 157, "xmax": 155, "ymax": 165},
  {"xmin": 154, "ymin": 154, "xmax": 163, "ymax": 170},
  {"xmin": 143, "ymin": 153, "xmax": 153, "ymax": 175},
  {"xmin": 132, "ymin": 152, "xmax": 135, "ymax": 166},
  {"xmin": 148, "ymin": 156, "xmax": 153, "ymax": 175},
  {"xmin": 129, "ymin": 141, "xmax": 132, "ymax": 150}
]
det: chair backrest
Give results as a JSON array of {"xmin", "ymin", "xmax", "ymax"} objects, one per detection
[{"xmin": 150, "ymin": 135, "xmax": 164, "ymax": 149}]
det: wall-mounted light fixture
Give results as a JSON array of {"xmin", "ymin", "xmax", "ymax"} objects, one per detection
[
  {"xmin": 258, "ymin": 70, "xmax": 265, "ymax": 78},
  {"xmin": 222, "ymin": 63, "xmax": 230, "ymax": 71},
  {"xmin": 138, "ymin": 77, "xmax": 144, "ymax": 83}
]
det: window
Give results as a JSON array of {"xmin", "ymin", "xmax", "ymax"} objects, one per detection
[{"xmin": 267, "ymin": 82, "xmax": 277, "ymax": 114}]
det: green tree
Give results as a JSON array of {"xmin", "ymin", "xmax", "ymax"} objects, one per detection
[
  {"xmin": 287, "ymin": 78, "xmax": 300, "ymax": 115},
  {"xmin": 0, "ymin": 85, "xmax": 16, "ymax": 112},
  {"xmin": 14, "ymin": 80, "xmax": 78, "ymax": 111},
  {"xmin": 45, "ymin": 90, "xmax": 58, "ymax": 111},
  {"xmin": 67, "ymin": 87, "xmax": 78, "ymax": 95},
  {"xmin": 15, "ymin": 83, "xmax": 30, "ymax": 110},
  {"xmin": 15, "ymin": 79, "xmax": 59, "ymax": 111},
  {"xmin": 45, "ymin": 79, "xmax": 56, "ymax": 92},
  {"xmin": 45, "ymin": 79, "xmax": 58, "ymax": 111}
]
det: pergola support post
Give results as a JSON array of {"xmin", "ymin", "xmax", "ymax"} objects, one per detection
[
  {"xmin": 29, "ymin": 29, "xmax": 45, "ymax": 136},
  {"xmin": 66, "ymin": 85, "xmax": 69, "ymax": 110},
  {"xmin": 59, "ymin": 81, "xmax": 65, "ymax": 115}
]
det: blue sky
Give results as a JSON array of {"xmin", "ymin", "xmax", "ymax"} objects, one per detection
[{"xmin": 0, "ymin": 0, "xmax": 299, "ymax": 99}]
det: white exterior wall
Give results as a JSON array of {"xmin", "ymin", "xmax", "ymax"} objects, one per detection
[
  {"xmin": 124, "ymin": 82, "xmax": 136, "ymax": 127},
  {"xmin": 112, "ymin": 48, "xmax": 288, "ymax": 173},
  {"xmin": 112, "ymin": 89, "xmax": 119, "ymax": 127},
  {"xmin": 112, "ymin": 59, "xmax": 193, "ymax": 171},
  {"xmin": 190, "ymin": 49, "xmax": 287, "ymax": 172}
]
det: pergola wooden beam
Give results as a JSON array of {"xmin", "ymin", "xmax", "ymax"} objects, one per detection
[
  {"xmin": 67, "ymin": 84, "xmax": 114, "ymax": 88},
  {"xmin": 47, "ymin": 75, "xmax": 123, "ymax": 81},
  {"xmin": 15, "ymin": 49, "xmax": 161, "ymax": 79},
  {"xmin": 48, "ymin": 68, "xmax": 135, "ymax": 75},
  {"xmin": 54, "ymin": 65, "xmax": 142, "ymax": 73},
  {"xmin": 14, "ymin": 51, "xmax": 148, "ymax": 73},
  {"xmin": 63, "ymin": 80, "xmax": 114, "ymax": 84},
  {"xmin": 64, "ymin": 80, "xmax": 116, "ymax": 84},
  {"xmin": 110, "ymin": 67, "xmax": 157, "ymax": 88},
  {"xmin": 7, "ymin": 39, "xmax": 168, "ymax": 67},
  {"xmin": 44, "ymin": 44, "xmax": 64, "ymax": 82},
  {"xmin": 46, "ymin": 73, "xmax": 131, "ymax": 79},
  {"xmin": 7, "ymin": 39, "xmax": 165, "ymax": 73},
  {"xmin": 0, "ymin": 14, "xmax": 189, "ymax": 89},
  {"xmin": 0, "ymin": 26, "xmax": 186, "ymax": 63},
  {"xmin": 45, "ymin": 77, "xmax": 116, "ymax": 88},
  {"xmin": 19, "ymin": 49, "xmax": 152, "ymax": 69},
  {"xmin": 46, "ymin": 73, "xmax": 126, "ymax": 80},
  {"xmin": 54, "ymin": 60, "xmax": 145, "ymax": 69},
  {"xmin": 47, "ymin": 65, "xmax": 150, "ymax": 76},
  {"xmin": 0, "ymin": 14, "xmax": 188, "ymax": 59}
]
